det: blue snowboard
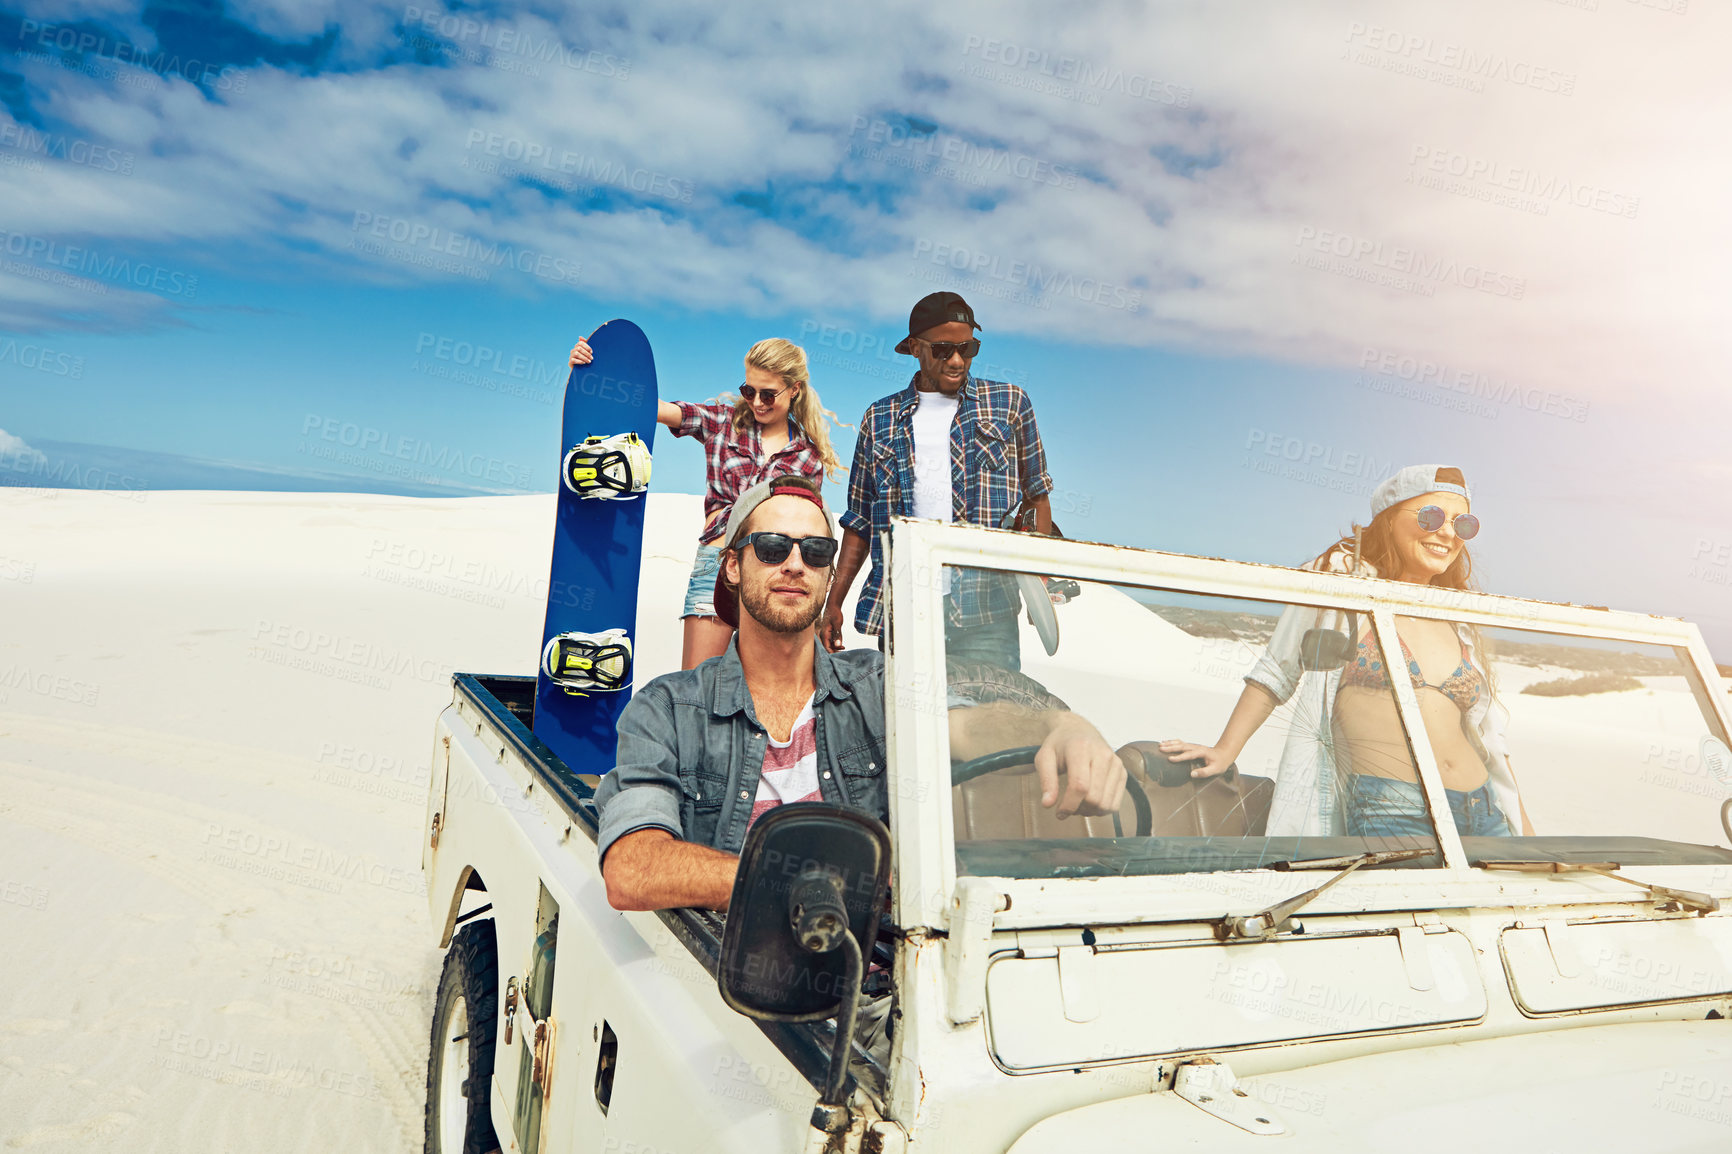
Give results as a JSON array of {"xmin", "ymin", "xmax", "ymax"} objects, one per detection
[{"xmin": 533, "ymin": 319, "xmax": 660, "ymax": 776}]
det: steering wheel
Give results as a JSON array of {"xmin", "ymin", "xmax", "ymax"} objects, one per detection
[
  {"xmin": 1721, "ymin": 798, "xmax": 1732, "ymax": 848},
  {"xmin": 952, "ymin": 746, "xmax": 1152, "ymax": 837}
]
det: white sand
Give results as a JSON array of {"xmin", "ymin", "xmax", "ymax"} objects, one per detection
[
  {"xmin": 0, "ymin": 488, "xmax": 742, "ymax": 1151},
  {"xmin": 1, "ymin": 490, "xmax": 1726, "ymax": 1150}
]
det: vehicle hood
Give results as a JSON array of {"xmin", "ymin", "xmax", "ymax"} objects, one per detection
[{"xmin": 1006, "ymin": 1019, "xmax": 1732, "ymax": 1153}]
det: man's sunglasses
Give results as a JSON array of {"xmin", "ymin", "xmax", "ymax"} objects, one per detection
[
  {"xmin": 733, "ymin": 532, "xmax": 839, "ymax": 567},
  {"xmin": 916, "ymin": 337, "xmax": 981, "ymax": 361},
  {"xmin": 1414, "ymin": 505, "xmax": 1480, "ymax": 540},
  {"xmin": 739, "ymin": 383, "xmax": 787, "ymax": 403}
]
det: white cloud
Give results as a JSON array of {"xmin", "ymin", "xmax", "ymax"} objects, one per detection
[
  {"xmin": 0, "ymin": 427, "xmax": 47, "ymax": 465},
  {"xmin": 0, "ymin": 0, "xmax": 1728, "ymax": 417}
]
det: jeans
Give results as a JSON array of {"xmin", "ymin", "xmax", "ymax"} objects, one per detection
[
  {"xmin": 944, "ymin": 615, "xmax": 1022, "ymax": 672},
  {"xmin": 681, "ymin": 544, "xmax": 724, "ymax": 619},
  {"xmin": 1347, "ymin": 774, "xmax": 1514, "ymax": 838}
]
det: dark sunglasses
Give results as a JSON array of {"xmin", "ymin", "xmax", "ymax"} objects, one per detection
[
  {"xmin": 1415, "ymin": 505, "xmax": 1480, "ymax": 540},
  {"xmin": 733, "ymin": 531, "xmax": 838, "ymax": 567},
  {"xmin": 918, "ymin": 337, "xmax": 980, "ymax": 361},
  {"xmin": 738, "ymin": 383, "xmax": 788, "ymax": 403}
]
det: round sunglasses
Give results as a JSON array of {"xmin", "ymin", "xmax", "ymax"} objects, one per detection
[
  {"xmin": 738, "ymin": 383, "xmax": 790, "ymax": 403},
  {"xmin": 1414, "ymin": 505, "xmax": 1480, "ymax": 540},
  {"xmin": 733, "ymin": 531, "xmax": 839, "ymax": 568}
]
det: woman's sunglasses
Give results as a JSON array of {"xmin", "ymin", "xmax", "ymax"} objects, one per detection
[
  {"xmin": 739, "ymin": 383, "xmax": 789, "ymax": 403},
  {"xmin": 1414, "ymin": 505, "xmax": 1480, "ymax": 540},
  {"xmin": 733, "ymin": 532, "xmax": 839, "ymax": 567}
]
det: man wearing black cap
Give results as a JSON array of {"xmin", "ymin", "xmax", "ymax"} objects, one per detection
[
  {"xmin": 821, "ymin": 292, "xmax": 1052, "ymax": 671},
  {"xmin": 594, "ymin": 475, "xmax": 1122, "ymax": 912}
]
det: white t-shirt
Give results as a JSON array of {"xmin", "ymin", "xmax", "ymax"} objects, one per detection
[
  {"xmin": 910, "ymin": 390, "xmax": 959, "ymax": 521},
  {"xmin": 749, "ymin": 694, "xmax": 821, "ymax": 829},
  {"xmin": 911, "ymin": 390, "xmax": 960, "ymax": 593}
]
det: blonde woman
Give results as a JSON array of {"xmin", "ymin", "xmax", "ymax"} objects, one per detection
[{"xmin": 568, "ymin": 333, "xmax": 844, "ymax": 668}]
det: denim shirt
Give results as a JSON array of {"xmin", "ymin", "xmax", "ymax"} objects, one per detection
[{"xmin": 594, "ymin": 641, "xmax": 890, "ymax": 862}]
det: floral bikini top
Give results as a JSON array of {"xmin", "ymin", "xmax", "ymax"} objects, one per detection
[{"xmin": 1337, "ymin": 631, "xmax": 1485, "ymax": 713}]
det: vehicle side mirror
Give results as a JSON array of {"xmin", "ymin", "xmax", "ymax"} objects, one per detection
[
  {"xmin": 717, "ymin": 803, "xmax": 891, "ymax": 1023},
  {"xmin": 1300, "ymin": 628, "xmax": 1353, "ymax": 671}
]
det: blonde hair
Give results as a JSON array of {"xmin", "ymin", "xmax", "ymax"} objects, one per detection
[{"xmin": 725, "ymin": 338, "xmax": 847, "ymax": 481}]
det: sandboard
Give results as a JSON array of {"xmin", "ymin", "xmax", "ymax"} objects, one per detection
[{"xmin": 532, "ymin": 319, "xmax": 660, "ymax": 775}]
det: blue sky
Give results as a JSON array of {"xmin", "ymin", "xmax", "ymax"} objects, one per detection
[{"xmin": 1, "ymin": 0, "xmax": 1729, "ymax": 652}]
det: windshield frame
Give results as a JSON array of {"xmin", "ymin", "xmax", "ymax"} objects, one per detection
[{"xmin": 882, "ymin": 517, "xmax": 1732, "ymax": 933}]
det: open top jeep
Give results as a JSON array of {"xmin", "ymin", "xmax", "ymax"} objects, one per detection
[{"xmin": 422, "ymin": 517, "xmax": 1732, "ymax": 1153}]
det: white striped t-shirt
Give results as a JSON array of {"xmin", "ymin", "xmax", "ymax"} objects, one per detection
[{"xmin": 750, "ymin": 694, "xmax": 821, "ymax": 828}]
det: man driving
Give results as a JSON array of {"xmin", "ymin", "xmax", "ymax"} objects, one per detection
[{"xmin": 595, "ymin": 475, "xmax": 1125, "ymax": 912}]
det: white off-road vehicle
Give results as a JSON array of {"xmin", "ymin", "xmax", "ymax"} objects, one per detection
[{"xmin": 421, "ymin": 518, "xmax": 1732, "ymax": 1152}]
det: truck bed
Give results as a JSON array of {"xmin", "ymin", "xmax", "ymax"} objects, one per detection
[{"xmin": 447, "ymin": 672, "xmax": 860, "ymax": 1097}]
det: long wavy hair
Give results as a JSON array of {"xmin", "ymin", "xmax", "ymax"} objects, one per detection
[{"xmin": 724, "ymin": 338, "xmax": 848, "ymax": 481}]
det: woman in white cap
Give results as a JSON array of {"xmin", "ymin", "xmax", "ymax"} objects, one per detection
[{"xmin": 1159, "ymin": 465, "xmax": 1530, "ymax": 840}]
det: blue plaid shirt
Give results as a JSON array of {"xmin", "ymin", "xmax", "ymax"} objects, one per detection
[{"xmin": 841, "ymin": 373, "xmax": 1053, "ymax": 635}]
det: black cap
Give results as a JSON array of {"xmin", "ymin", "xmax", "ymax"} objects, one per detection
[{"xmin": 895, "ymin": 292, "xmax": 981, "ymax": 354}]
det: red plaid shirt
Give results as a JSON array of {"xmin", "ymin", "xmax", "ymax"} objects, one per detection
[{"xmin": 672, "ymin": 401, "xmax": 828, "ymax": 543}]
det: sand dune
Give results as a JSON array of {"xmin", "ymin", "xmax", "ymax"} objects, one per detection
[{"xmin": 0, "ymin": 489, "xmax": 720, "ymax": 1151}]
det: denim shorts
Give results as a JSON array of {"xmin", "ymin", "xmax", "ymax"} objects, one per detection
[
  {"xmin": 681, "ymin": 544, "xmax": 724, "ymax": 619},
  {"xmin": 1347, "ymin": 774, "xmax": 1514, "ymax": 839}
]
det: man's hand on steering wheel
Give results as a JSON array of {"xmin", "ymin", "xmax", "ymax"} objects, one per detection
[{"xmin": 1034, "ymin": 714, "xmax": 1126, "ymax": 819}]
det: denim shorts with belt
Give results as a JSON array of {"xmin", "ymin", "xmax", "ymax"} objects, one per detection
[{"xmin": 1347, "ymin": 774, "xmax": 1514, "ymax": 838}]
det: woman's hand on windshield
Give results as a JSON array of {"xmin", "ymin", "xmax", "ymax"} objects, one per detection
[
  {"xmin": 1156, "ymin": 739, "xmax": 1234, "ymax": 779},
  {"xmin": 1036, "ymin": 714, "xmax": 1126, "ymax": 819},
  {"xmin": 568, "ymin": 337, "xmax": 594, "ymax": 367}
]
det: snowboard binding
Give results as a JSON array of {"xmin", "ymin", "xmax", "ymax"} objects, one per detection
[
  {"xmin": 541, "ymin": 629, "xmax": 634, "ymax": 696},
  {"xmin": 562, "ymin": 432, "xmax": 651, "ymax": 500}
]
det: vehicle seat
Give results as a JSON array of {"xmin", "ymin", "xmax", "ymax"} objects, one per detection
[
  {"xmin": 952, "ymin": 763, "xmax": 1122, "ymax": 841},
  {"xmin": 951, "ymin": 743, "xmax": 1275, "ymax": 842},
  {"xmin": 1116, "ymin": 741, "xmax": 1274, "ymax": 837}
]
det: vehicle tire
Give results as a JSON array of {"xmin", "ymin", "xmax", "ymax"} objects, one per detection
[{"xmin": 425, "ymin": 920, "xmax": 503, "ymax": 1154}]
